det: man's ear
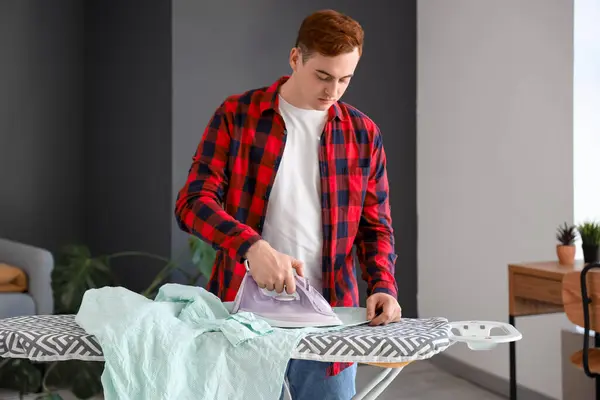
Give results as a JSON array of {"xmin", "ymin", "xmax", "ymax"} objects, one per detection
[{"xmin": 289, "ymin": 47, "xmax": 300, "ymax": 71}]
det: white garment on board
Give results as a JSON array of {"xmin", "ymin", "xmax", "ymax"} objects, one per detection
[{"xmin": 261, "ymin": 95, "xmax": 328, "ymax": 293}]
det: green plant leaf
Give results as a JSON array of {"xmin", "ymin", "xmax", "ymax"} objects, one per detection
[
  {"xmin": 188, "ymin": 236, "xmax": 216, "ymax": 280},
  {"xmin": 578, "ymin": 221, "xmax": 600, "ymax": 246},
  {"xmin": 59, "ymin": 244, "xmax": 91, "ymax": 259},
  {"xmin": 51, "ymin": 245, "xmax": 115, "ymax": 314},
  {"xmin": 0, "ymin": 357, "xmax": 42, "ymax": 394},
  {"xmin": 43, "ymin": 360, "xmax": 104, "ymax": 399},
  {"xmin": 71, "ymin": 362, "xmax": 104, "ymax": 399}
]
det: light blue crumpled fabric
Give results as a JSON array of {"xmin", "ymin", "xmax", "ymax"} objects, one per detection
[{"xmin": 75, "ymin": 283, "xmax": 323, "ymax": 400}]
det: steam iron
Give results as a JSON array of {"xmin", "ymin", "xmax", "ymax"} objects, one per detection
[{"xmin": 231, "ymin": 262, "xmax": 344, "ymax": 328}]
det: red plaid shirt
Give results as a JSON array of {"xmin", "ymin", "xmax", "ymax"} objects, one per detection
[{"xmin": 175, "ymin": 76, "xmax": 398, "ymax": 375}]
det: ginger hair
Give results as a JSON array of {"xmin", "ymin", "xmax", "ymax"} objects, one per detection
[{"xmin": 295, "ymin": 10, "xmax": 364, "ymax": 62}]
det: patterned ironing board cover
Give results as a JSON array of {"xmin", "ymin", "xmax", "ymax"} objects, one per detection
[{"xmin": 0, "ymin": 314, "xmax": 453, "ymax": 364}]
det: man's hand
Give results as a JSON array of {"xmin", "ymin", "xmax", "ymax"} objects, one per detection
[
  {"xmin": 245, "ymin": 240, "xmax": 304, "ymax": 294},
  {"xmin": 366, "ymin": 293, "xmax": 402, "ymax": 326}
]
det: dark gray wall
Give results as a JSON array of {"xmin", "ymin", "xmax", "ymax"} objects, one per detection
[
  {"xmin": 0, "ymin": 1, "xmax": 416, "ymax": 315},
  {"xmin": 0, "ymin": 1, "xmax": 85, "ymax": 252},
  {"xmin": 172, "ymin": 1, "xmax": 417, "ymax": 316},
  {"xmin": 83, "ymin": 0, "xmax": 173, "ymax": 292},
  {"xmin": 0, "ymin": 1, "xmax": 172, "ymax": 292}
]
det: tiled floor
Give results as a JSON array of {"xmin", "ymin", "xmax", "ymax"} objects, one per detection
[{"xmin": 356, "ymin": 360, "xmax": 506, "ymax": 400}]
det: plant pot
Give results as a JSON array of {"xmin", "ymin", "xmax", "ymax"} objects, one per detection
[
  {"xmin": 556, "ymin": 244, "xmax": 576, "ymax": 265},
  {"xmin": 582, "ymin": 244, "xmax": 600, "ymax": 263}
]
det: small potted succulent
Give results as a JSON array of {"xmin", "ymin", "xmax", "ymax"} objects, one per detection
[
  {"xmin": 578, "ymin": 221, "xmax": 600, "ymax": 263},
  {"xmin": 556, "ymin": 222, "xmax": 577, "ymax": 265}
]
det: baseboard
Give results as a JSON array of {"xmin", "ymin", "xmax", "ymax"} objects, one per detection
[{"xmin": 428, "ymin": 354, "xmax": 556, "ymax": 400}]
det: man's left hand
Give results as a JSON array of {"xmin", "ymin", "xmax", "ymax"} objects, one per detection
[{"xmin": 366, "ymin": 293, "xmax": 402, "ymax": 326}]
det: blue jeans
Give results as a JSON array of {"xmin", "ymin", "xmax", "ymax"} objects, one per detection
[{"xmin": 280, "ymin": 360, "xmax": 357, "ymax": 400}]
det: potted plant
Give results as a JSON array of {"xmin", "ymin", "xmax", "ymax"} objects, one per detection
[
  {"xmin": 578, "ymin": 221, "xmax": 600, "ymax": 263},
  {"xmin": 556, "ymin": 222, "xmax": 577, "ymax": 265}
]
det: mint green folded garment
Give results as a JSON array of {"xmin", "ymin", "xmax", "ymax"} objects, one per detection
[{"xmin": 75, "ymin": 283, "xmax": 326, "ymax": 400}]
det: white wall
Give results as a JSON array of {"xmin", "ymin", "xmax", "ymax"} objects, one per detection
[
  {"xmin": 417, "ymin": 1, "xmax": 574, "ymax": 399},
  {"xmin": 574, "ymin": 0, "xmax": 600, "ymax": 260}
]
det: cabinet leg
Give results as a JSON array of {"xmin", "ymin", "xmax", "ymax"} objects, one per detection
[
  {"xmin": 596, "ymin": 333, "xmax": 600, "ymax": 400},
  {"xmin": 509, "ymin": 315, "xmax": 516, "ymax": 400}
]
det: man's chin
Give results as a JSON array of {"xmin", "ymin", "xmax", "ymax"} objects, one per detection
[{"xmin": 315, "ymin": 99, "xmax": 334, "ymax": 110}]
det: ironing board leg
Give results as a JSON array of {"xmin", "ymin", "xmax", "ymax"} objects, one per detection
[
  {"xmin": 352, "ymin": 367, "xmax": 404, "ymax": 400},
  {"xmin": 283, "ymin": 378, "xmax": 293, "ymax": 400}
]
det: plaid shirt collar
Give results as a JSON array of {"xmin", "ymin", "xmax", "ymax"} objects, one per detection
[{"xmin": 258, "ymin": 75, "xmax": 346, "ymax": 122}]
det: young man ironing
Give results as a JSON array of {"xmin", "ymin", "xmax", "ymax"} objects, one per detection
[{"xmin": 175, "ymin": 9, "xmax": 401, "ymax": 399}]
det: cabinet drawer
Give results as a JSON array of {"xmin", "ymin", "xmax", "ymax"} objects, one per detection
[{"xmin": 512, "ymin": 274, "xmax": 563, "ymax": 305}]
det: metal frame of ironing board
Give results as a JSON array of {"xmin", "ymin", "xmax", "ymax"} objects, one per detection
[
  {"xmin": 351, "ymin": 362, "xmax": 411, "ymax": 400},
  {"xmin": 0, "ymin": 314, "xmax": 522, "ymax": 399},
  {"xmin": 1, "ymin": 322, "xmax": 524, "ymax": 400},
  {"xmin": 280, "ymin": 361, "xmax": 411, "ymax": 400}
]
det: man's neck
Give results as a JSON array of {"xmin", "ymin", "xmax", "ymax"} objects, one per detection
[{"xmin": 279, "ymin": 77, "xmax": 310, "ymax": 110}]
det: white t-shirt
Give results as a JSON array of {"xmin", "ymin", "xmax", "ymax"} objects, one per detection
[{"xmin": 261, "ymin": 95, "xmax": 328, "ymax": 293}]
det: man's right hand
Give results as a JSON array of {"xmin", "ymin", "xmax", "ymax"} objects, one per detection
[{"xmin": 245, "ymin": 240, "xmax": 304, "ymax": 294}]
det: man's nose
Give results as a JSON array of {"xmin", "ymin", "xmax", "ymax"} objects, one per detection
[{"xmin": 327, "ymin": 81, "xmax": 340, "ymax": 96}]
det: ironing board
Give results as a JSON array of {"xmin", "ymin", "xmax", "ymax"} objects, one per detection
[
  {"xmin": 0, "ymin": 314, "xmax": 521, "ymax": 399},
  {"xmin": 0, "ymin": 314, "xmax": 451, "ymax": 400}
]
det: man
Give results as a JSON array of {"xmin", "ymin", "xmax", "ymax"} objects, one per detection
[{"xmin": 175, "ymin": 9, "xmax": 401, "ymax": 400}]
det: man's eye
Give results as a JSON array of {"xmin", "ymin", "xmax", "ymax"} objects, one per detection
[{"xmin": 317, "ymin": 75, "xmax": 330, "ymax": 81}]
